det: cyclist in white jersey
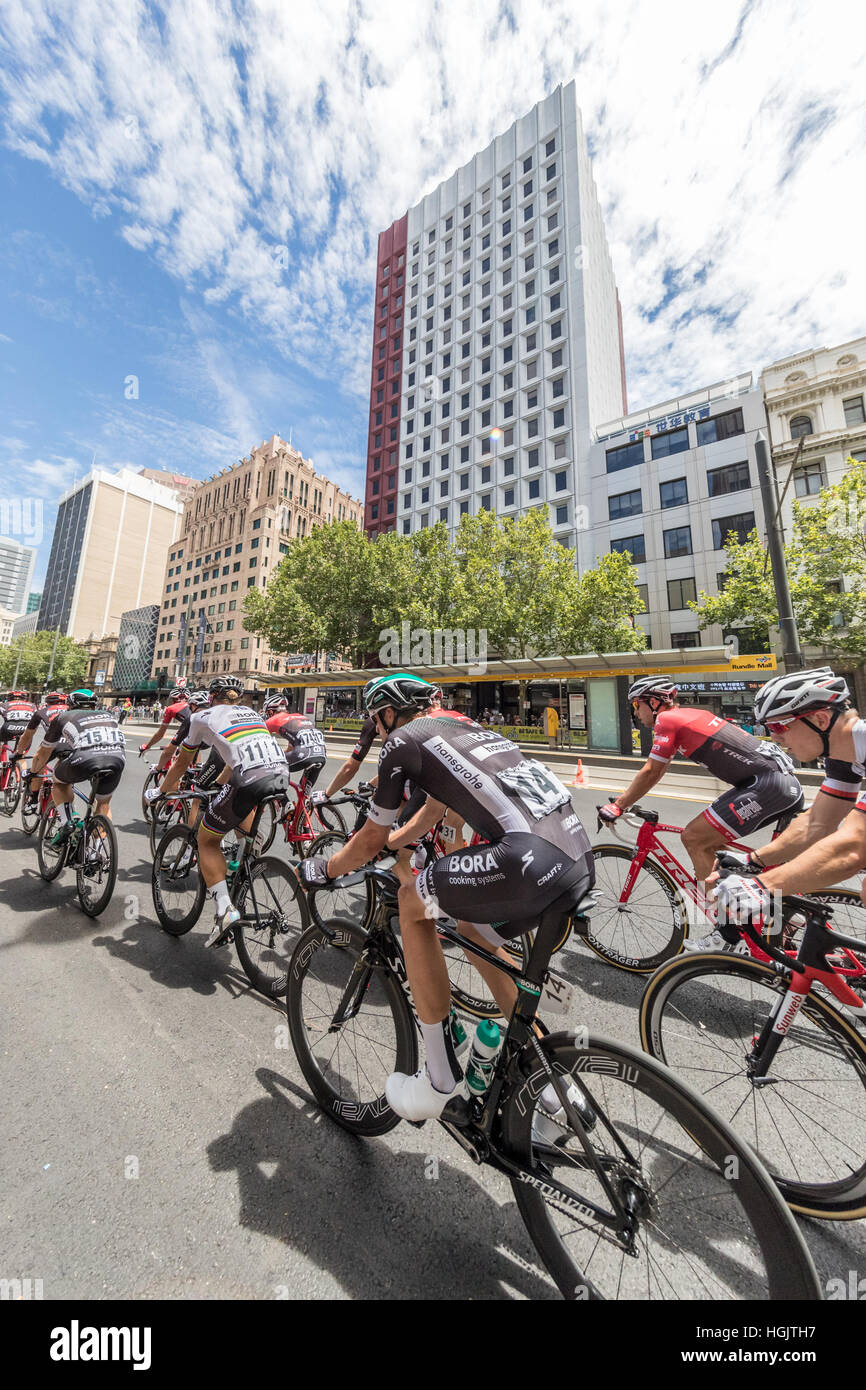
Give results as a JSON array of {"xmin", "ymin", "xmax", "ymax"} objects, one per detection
[{"xmin": 148, "ymin": 676, "xmax": 288, "ymax": 945}]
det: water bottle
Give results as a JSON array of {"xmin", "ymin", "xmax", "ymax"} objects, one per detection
[
  {"xmin": 465, "ymin": 1019, "xmax": 502, "ymax": 1096},
  {"xmin": 448, "ymin": 1007, "xmax": 468, "ymax": 1058}
]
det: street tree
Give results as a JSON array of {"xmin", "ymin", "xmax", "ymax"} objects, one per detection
[{"xmin": 0, "ymin": 631, "xmax": 89, "ymax": 690}]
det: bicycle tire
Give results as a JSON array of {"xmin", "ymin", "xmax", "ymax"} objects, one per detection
[
  {"xmin": 441, "ymin": 926, "xmax": 530, "ymax": 1019},
  {"xmin": 306, "ymin": 831, "xmax": 375, "ymax": 931},
  {"xmin": 152, "ymin": 825, "xmax": 205, "ymax": 935},
  {"xmin": 3, "ymin": 762, "xmax": 22, "ymax": 816},
  {"xmin": 76, "ymin": 814, "xmax": 118, "ymax": 918},
  {"xmin": 313, "ymin": 801, "xmax": 348, "ymax": 836},
  {"xmin": 810, "ymin": 887, "xmax": 866, "ymax": 943},
  {"xmin": 234, "ymin": 856, "xmax": 309, "ymax": 998},
  {"xmin": 586, "ymin": 844, "xmax": 687, "ymax": 973},
  {"xmin": 149, "ymin": 797, "xmax": 186, "ymax": 857},
  {"xmin": 36, "ymin": 806, "xmax": 68, "ymax": 881},
  {"xmin": 21, "ymin": 787, "xmax": 44, "ymax": 836},
  {"xmin": 639, "ymin": 950, "xmax": 866, "ymax": 1219},
  {"xmin": 501, "ymin": 1030, "xmax": 820, "ymax": 1298},
  {"xmin": 141, "ymin": 767, "xmax": 160, "ymax": 821},
  {"xmin": 286, "ymin": 918, "xmax": 418, "ymax": 1137},
  {"xmin": 252, "ymin": 798, "xmax": 278, "ymax": 856}
]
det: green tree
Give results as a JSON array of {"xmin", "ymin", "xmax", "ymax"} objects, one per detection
[
  {"xmin": 567, "ymin": 551, "xmax": 648, "ymax": 654},
  {"xmin": 0, "ymin": 631, "xmax": 89, "ymax": 690}
]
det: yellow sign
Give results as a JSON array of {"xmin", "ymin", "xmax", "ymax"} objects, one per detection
[{"xmin": 729, "ymin": 654, "xmax": 777, "ymax": 671}]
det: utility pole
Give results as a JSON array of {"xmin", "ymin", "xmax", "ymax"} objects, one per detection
[
  {"xmin": 11, "ymin": 633, "xmax": 26, "ymax": 688},
  {"xmin": 755, "ymin": 430, "xmax": 804, "ymax": 671},
  {"xmin": 45, "ymin": 625, "xmax": 62, "ymax": 687}
]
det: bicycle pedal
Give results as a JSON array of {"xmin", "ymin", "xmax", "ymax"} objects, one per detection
[{"xmin": 440, "ymin": 1094, "xmax": 472, "ymax": 1128}]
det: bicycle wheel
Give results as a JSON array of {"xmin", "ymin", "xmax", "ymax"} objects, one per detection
[
  {"xmin": 440, "ymin": 925, "xmax": 530, "ymax": 1019},
  {"xmin": 286, "ymin": 918, "xmax": 418, "ymax": 1137},
  {"xmin": 36, "ymin": 806, "xmax": 68, "ymax": 881},
  {"xmin": 252, "ymin": 798, "xmax": 278, "ymax": 856},
  {"xmin": 306, "ymin": 832, "xmax": 375, "ymax": 930},
  {"xmin": 313, "ymin": 800, "xmax": 348, "ymax": 836},
  {"xmin": 640, "ymin": 951, "xmax": 866, "ymax": 1219},
  {"xmin": 587, "ymin": 845, "xmax": 687, "ymax": 972},
  {"xmin": 21, "ymin": 786, "xmax": 44, "ymax": 836},
  {"xmin": 501, "ymin": 1031, "xmax": 820, "ymax": 1298},
  {"xmin": 152, "ymin": 825, "xmax": 205, "ymax": 935},
  {"xmin": 76, "ymin": 814, "xmax": 118, "ymax": 917},
  {"xmin": 141, "ymin": 767, "xmax": 160, "ymax": 820},
  {"xmin": 3, "ymin": 762, "xmax": 22, "ymax": 815},
  {"xmin": 234, "ymin": 856, "xmax": 309, "ymax": 998},
  {"xmin": 149, "ymin": 797, "xmax": 186, "ymax": 856}
]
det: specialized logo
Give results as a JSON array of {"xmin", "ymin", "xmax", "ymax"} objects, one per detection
[{"xmin": 521, "ymin": 849, "xmax": 534, "ymax": 876}]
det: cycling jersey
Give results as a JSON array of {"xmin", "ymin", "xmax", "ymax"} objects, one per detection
[
  {"xmin": 368, "ymin": 715, "xmax": 593, "ymax": 938},
  {"xmin": 43, "ymin": 709, "xmax": 126, "ymax": 796},
  {"xmin": 265, "ymin": 712, "xmax": 327, "ymax": 766},
  {"xmin": 163, "ymin": 699, "xmax": 189, "ymax": 727},
  {"xmin": 0, "ymin": 699, "xmax": 36, "ymax": 744},
  {"xmin": 27, "ymin": 703, "xmax": 67, "ymax": 734},
  {"xmin": 650, "ymin": 707, "xmax": 789, "ymax": 782},
  {"xmin": 169, "ymin": 705, "xmax": 192, "ymax": 747},
  {"xmin": 183, "ymin": 705, "xmax": 289, "ymax": 836},
  {"xmin": 820, "ymin": 720, "xmax": 866, "ymax": 802},
  {"xmin": 351, "ymin": 716, "xmax": 378, "ymax": 763}
]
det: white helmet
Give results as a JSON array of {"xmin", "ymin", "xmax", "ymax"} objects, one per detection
[
  {"xmin": 753, "ymin": 667, "xmax": 849, "ymax": 724},
  {"xmin": 627, "ymin": 675, "xmax": 678, "ymax": 704}
]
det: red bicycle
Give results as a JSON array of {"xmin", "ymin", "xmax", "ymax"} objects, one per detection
[
  {"xmin": 590, "ymin": 802, "xmax": 863, "ymax": 973},
  {"xmin": 21, "ymin": 766, "xmax": 52, "ymax": 835},
  {"xmin": 0, "ymin": 744, "xmax": 23, "ymax": 816}
]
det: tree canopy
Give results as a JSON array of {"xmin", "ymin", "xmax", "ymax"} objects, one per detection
[{"xmin": 0, "ymin": 631, "xmax": 89, "ymax": 690}]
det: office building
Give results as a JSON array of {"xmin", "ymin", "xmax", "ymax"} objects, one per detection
[
  {"xmin": 364, "ymin": 81, "xmax": 626, "ymax": 546},
  {"xmin": 0, "ymin": 539, "xmax": 36, "ymax": 615},
  {"xmin": 114, "ymin": 604, "xmax": 160, "ymax": 692}
]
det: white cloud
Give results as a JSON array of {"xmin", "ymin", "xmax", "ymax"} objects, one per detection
[{"xmin": 0, "ymin": 0, "xmax": 863, "ymax": 421}]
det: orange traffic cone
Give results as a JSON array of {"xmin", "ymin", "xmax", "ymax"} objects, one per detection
[{"xmin": 571, "ymin": 760, "xmax": 587, "ymax": 787}]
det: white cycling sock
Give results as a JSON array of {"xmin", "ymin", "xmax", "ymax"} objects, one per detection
[
  {"xmin": 210, "ymin": 880, "xmax": 231, "ymax": 915},
  {"xmin": 60, "ymin": 802, "xmax": 73, "ymax": 823},
  {"xmin": 420, "ymin": 1018, "xmax": 463, "ymax": 1093}
]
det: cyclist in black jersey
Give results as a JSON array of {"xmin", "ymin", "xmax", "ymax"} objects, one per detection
[
  {"xmin": 29, "ymin": 689, "xmax": 125, "ymax": 836},
  {"xmin": 298, "ymin": 672, "xmax": 593, "ymax": 1122},
  {"xmin": 15, "ymin": 691, "xmax": 67, "ymax": 811}
]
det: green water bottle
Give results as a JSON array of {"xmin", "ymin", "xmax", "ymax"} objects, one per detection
[
  {"xmin": 465, "ymin": 1019, "xmax": 502, "ymax": 1096},
  {"xmin": 449, "ymin": 1007, "xmax": 468, "ymax": 1058}
]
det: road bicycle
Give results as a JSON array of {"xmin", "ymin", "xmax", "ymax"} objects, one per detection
[
  {"xmin": 151, "ymin": 790, "xmax": 309, "ymax": 998},
  {"xmin": 639, "ymin": 857, "xmax": 866, "ymax": 1220},
  {"xmin": 285, "ymin": 864, "xmax": 819, "ymax": 1300},
  {"xmin": 21, "ymin": 767, "xmax": 54, "ymax": 835},
  {"xmin": 0, "ymin": 744, "xmax": 23, "ymax": 816},
  {"xmin": 274, "ymin": 770, "xmax": 350, "ymax": 849},
  {"xmin": 588, "ymin": 802, "xmax": 863, "ymax": 973},
  {"xmin": 36, "ymin": 775, "xmax": 119, "ymax": 918}
]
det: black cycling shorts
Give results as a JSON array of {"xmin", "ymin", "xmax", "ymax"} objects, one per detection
[
  {"xmin": 202, "ymin": 769, "xmax": 288, "ymax": 837},
  {"xmin": 194, "ymin": 749, "xmax": 225, "ymax": 792},
  {"xmin": 54, "ymin": 752, "xmax": 125, "ymax": 797},
  {"xmin": 703, "ymin": 770, "xmax": 804, "ymax": 840},
  {"xmin": 287, "ymin": 754, "xmax": 325, "ymax": 788},
  {"xmin": 415, "ymin": 832, "xmax": 594, "ymax": 941}
]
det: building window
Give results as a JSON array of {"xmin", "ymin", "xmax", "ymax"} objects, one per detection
[
  {"xmin": 651, "ymin": 426, "xmax": 689, "ymax": 458},
  {"xmin": 844, "ymin": 395, "xmax": 866, "ymax": 427},
  {"xmin": 528, "ymin": 447, "xmax": 539, "ymax": 468},
  {"xmin": 635, "ymin": 583, "xmax": 649, "ymax": 610},
  {"xmin": 712, "ymin": 511, "xmax": 755, "ymax": 549},
  {"xmin": 664, "ymin": 526, "xmax": 693, "ymax": 560},
  {"xmin": 528, "ymin": 479, "xmax": 540, "ymax": 499},
  {"xmin": 555, "ymin": 504, "xmax": 568, "ymax": 525},
  {"xmin": 793, "ymin": 459, "xmax": 826, "ymax": 496},
  {"xmin": 481, "ymin": 464, "xmax": 491, "ymax": 483},
  {"xmin": 609, "ymin": 489, "xmax": 642, "ymax": 520},
  {"xmin": 611, "ymin": 534, "xmax": 646, "ymax": 563},
  {"xmin": 670, "ymin": 630, "xmax": 700, "ymax": 649},
  {"xmin": 659, "ymin": 477, "xmax": 688, "ymax": 509},
  {"xmin": 504, "ymin": 487, "xmax": 514, "ymax": 507},
  {"xmin": 707, "ymin": 461, "xmax": 750, "ymax": 496},
  {"xmin": 552, "ymin": 408, "xmax": 565, "ymax": 428},
  {"xmin": 554, "ymin": 439, "xmax": 567, "ymax": 460},
  {"xmin": 790, "ymin": 414, "xmax": 813, "ymax": 439},
  {"xmin": 670, "ymin": 575, "xmax": 697, "ymax": 608},
  {"xmin": 696, "ymin": 406, "xmax": 744, "ymax": 445},
  {"xmin": 606, "ymin": 440, "xmax": 643, "ymax": 473}
]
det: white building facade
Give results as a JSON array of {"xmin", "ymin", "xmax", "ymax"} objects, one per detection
[
  {"xmin": 586, "ymin": 375, "xmax": 768, "ymax": 652},
  {"xmin": 0, "ymin": 538, "xmax": 36, "ymax": 615},
  {"xmin": 365, "ymin": 81, "xmax": 627, "ymax": 548}
]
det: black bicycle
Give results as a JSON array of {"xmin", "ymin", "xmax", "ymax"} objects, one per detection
[
  {"xmin": 36, "ymin": 776, "xmax": 119, "ymax": 917},
  {"xmin": 285, "ymin": 865, "xmax": 820, "ymax": 1300},
  {"xmin": 151, "ymin": 790, "xmax": 309, "ymax": 998}
]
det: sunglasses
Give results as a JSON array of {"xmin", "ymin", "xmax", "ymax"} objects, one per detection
[{"xmin": 764, "ymin": 714, "xmax": 811, "ymax": 736}]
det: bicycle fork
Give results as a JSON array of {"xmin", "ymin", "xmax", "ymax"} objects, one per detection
[{"xmin": 749, "ymin": 968, "xmax": 866, "ymax": 1081}]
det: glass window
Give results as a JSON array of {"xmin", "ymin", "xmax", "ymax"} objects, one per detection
[
  {"xmin": 793, "ymin": 459, "xmax": 826, "ymax": 496},
  {"xmin": 670, "ymin": 630, "xmax": 700, "ymax": 649},
  {"xmin": 663, "ymin": 525, "xmax": 692, "ymax": 558},
  {"xmin": 606, "ymin": 440, "xmax": 643, "ymax": 473},
  {"xmin": 696, "ymin": 407, "xmax": 744, "ymax": 445},
  {"xmin": 844, "ymin": 396, "xmax": 866, "ymax": 427},
  {"xmin": 609, "ymin": 489, "xmax": 642, "ymax": 520},
  {"xmin": 659, "ymin": 477, "xmax": 688, "ymax": 509},
  {"xmin": 504, "ymin": 487, "xmax": 515, "ymax": 506},
  {"xmin": 555, "ymin": 505, "xmax": 568, "ymax": 525},
  {"xmin": 667, "ymin": 576, "xmax": 696, "ymax": 609},
  {"xmin": 528, "ymin": 479, "xmax": 540, "ymax": 499},
  {"xmin": 610, "ymin": 534, "xmax": 645, "ymax": 563},
  {"xmin": 554, "ymin": 471, "xmax": 567, "ymax": 491},
  {"xmin": 790, "ymin": 415, "xmax": 813, "ymax": 439},
  {"xmin": 651, "ymin": 427, "xmax": 689, "ymax": 458},
  {"xmin": 712, "ymin": 512, "xmax": 755, "ymax": 549},
  {"xmin": 707, "ymin": 461, "xmax": 750, "ymax": 496}
]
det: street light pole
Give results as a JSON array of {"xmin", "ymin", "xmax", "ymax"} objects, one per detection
[{"xmin": 755, "ymin": 430, "xmax": 804, "ymax": 671}]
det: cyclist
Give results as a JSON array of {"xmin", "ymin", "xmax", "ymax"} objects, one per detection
[
  {"xmin": 2, "ymin": 689, "xmax": 37, "ymax": 792},
  {"xmin": 29, "ymin": 689, "xmax": 125, "ymax": 838},
  {"xmin": 16, "ymin": 690, "xmax": 67, "ymax": 812},
  {"xmin": 599, "ymin": 675, "xmax": 803, "ymax": 891},
  {"xmin": 148, "ymin": 676, "xmax": 288, "ymax": 946},
  {"xmin": 318, "ymin": 710, "xmax": 378, "ymax": 801},
  {"xmin": 297, "ymin": 672, "xmax": 594, "ymax": 1123},
  {"xmin": 263, "ymin": 694, "xmax": 327, "ymax": 785},
  {"xmin": 139, "ymin": 687, "xmax": 190, "ymax": 772}
]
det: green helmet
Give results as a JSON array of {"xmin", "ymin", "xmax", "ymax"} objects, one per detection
[{"xmin": 362, "ymin": 672, "xmax": 436, "ymax": 715}]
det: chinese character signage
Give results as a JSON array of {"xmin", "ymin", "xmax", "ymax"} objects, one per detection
[{"xmin": 629, "ymin": 404, "xmax": 711, "ymax": 442}]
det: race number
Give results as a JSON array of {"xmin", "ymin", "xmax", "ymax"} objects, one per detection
[{"xmin": 496, "ymin": 759, "xmax": 571, "ymax": 820}]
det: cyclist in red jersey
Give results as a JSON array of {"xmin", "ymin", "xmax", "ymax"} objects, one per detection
[
  {"xmin": 139, "ymin": 688, "xmax": 190, "ymax": 771},
  {"xmin": 263, "ymin": 695, "xmax": 327, "ymax": 782},
  {"xmin": 599, "ymin": 675, "xmax": 803, "ymax": 886}
]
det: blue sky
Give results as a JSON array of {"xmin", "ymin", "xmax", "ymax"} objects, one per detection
[{"xmin": 0, "ymin": 0, "xmax": 864, "ymax": 591}]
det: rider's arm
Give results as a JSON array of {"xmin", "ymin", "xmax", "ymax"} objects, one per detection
[
  {"xmin": 615, "ymin": 757, "xmax": 667, "ymax": 810},
  {"xmin": 160, "ymin": 743, "xmax": 195, "ymax": 795},
  {"xmin": 759, "ymin": 804, "xmax": 866, "ymax": 896},
  {"xmin": 324, "ymin": 756, "xmax": 361, "ymax": 799},
  {"xmin": 753, "ymin": 791, "xmax": 849, "ymax": 868},
  {"xmin": 325, "ymin": 817, "xmax": 390, "ymax": 876},
  {"xmin": 30, "ymin": 744, "xmax": 51, "ymax": 774},
  {"xmin": 141, "ymin": 721, "xmax": 172, "ymax": 753},
  {"xmin": 388, "ymin": 797, "xmax": 447, "ymax": 850},
  {"xmin": 16, "ymin": 727, "xmax": 34, "ymax": 756}
]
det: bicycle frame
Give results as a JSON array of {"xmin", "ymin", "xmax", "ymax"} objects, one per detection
[{"xmin": 280, "ymin": 775, "xmax": 321, "ymax": 848}]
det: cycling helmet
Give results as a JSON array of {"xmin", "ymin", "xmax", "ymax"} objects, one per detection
[
  {"xmin": 186, "ymin": 689, "xmax": 210, "ymax": 710},
  {"xmin": 9, "ymin": 690, "xmax": 28, "ymax": 700},
  {"xmin": 263, "ymin": 694, "xmax": 289, "ymax": 715},
  {"xmin": 168, "ymin": 687, "xmax": 185, "ymax": 702},
  {"xmin": 208, "ymin": 675, "xmax": 244, "ymax": 694},
  {"xmin": 67, "ymin": 688, "xmax": 98, "ymax": 709},
  {"xmin": 44, "ymin": 691, "xmax": 66, "ymax": 706},
  {"xmin": 363, "ymin": 672, "xmax": 436, "ymax": 714},
  {"xmin": 753, "ymin": 667, "xmax": 849, "ymax": 724},
  {"xmin": 627, "ymin": 675, "xmax": 678, "ymax": 704}
]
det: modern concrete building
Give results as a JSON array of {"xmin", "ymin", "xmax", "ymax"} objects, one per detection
[
  {"xmin": 26, "ymin": 591, "xmax": 41, "ymax": 613},
  {"xmin": 150, "ymin": 436, "xmax": 362, "ymax": 690},
  {"xmin": 0, "ymin": 606, "xmax": 19, "ymax": 647},
  {"xmin": 38, "ymin": 467, "xmax": 190, "ymax": 642},
  {"xmin": 11, "ymin": 608, "xmax": 39, "ymax": 641},
  {"xmin": 0, "ymin": 539, "xmax": 36, "ymax": 615},
  {"xmin": 365, "ymin": 81, "xmax": 627, "ymax": 547},
  {"xmin": 114, "ymin": 604, "xmax": 160, "ymax": 693},
  {"xmin": 587, "ymin": 374, "xmax": 767, "ymax": 657}
]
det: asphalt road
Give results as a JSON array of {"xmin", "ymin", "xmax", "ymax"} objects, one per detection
[{"xmin": 1, "ymin": 732, "xmax": 864, "ymax": 1300}]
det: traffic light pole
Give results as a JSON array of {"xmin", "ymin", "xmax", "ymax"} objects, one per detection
[{"xmin": 755, "ymin": 431, "xmax": 804, "ymax": 671}]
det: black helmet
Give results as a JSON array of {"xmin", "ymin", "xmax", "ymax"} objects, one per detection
[
  {"xmin": 68, "ymin": 688, "xmax": 98, "ymax": 709},
  {"xmin": 363, "ymin": 672, "xmax": 436, "ymax": 714}
]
